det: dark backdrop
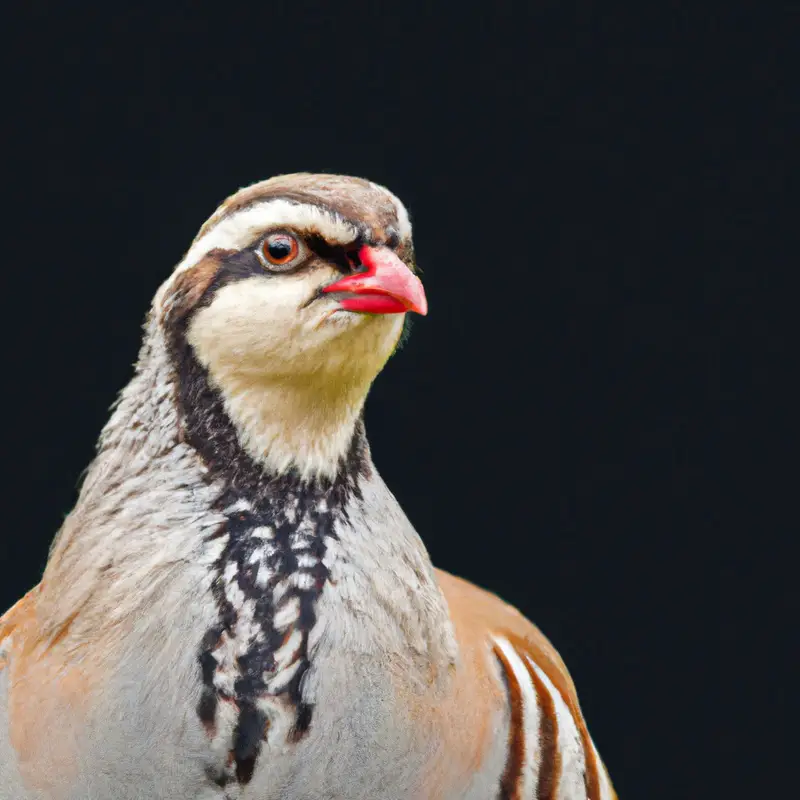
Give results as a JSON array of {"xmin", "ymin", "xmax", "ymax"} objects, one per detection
[{"xmin": 2, "ymin": 4, "xmax": 792, "ymax": 798}]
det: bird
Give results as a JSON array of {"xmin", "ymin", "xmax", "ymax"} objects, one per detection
[{"xmin": 0, "ymin": 173, "xmax": 617, "ymax": 799}]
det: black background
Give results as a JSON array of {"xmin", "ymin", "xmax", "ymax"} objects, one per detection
[{"xmin": 2, "ymin": 4, "xmax": 793, "ymax": 798}]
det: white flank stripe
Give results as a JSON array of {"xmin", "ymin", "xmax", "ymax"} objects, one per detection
[
  {"xmin": 591, "ymin": 739, "xmax": 614, "ymax": 800},
  {"xmin": 524, "ymin": 654, "xmax": 587, "ymax": 800},
  {"xmin": 493, "ymin": 636, "xmax": 541, "ymax": 799}
]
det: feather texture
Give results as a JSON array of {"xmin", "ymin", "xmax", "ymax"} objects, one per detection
[{"xmin": 1, "ymin": 173, "xmax": 615, "ymax": 799}]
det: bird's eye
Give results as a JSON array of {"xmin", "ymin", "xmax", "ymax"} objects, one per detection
[{"xmin": 260, "ymin": 233, "xmax": 300, "ymax": 268}]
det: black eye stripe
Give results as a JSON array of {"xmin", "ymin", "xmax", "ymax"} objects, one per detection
[
  {"xmin": 194, "ymin": 227, "xmax": 412, "ymax": 313},
  {"xmin": 202, "ymin": 250, "xmax": 264, "ymax": 299},
  {"xmin": 304, "ymin": 234, "xmax": 361, "ymax": 274},
  {"xmin": 202, "ymin": 237, "xmax": 351, "ymax": 301}
]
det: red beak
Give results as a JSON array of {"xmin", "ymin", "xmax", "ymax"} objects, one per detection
[{"xmin": 321, "ymin": 246, "xmax": 428, "ymax": 316}]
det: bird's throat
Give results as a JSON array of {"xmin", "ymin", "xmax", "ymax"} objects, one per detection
[{"xmin": 212, "ymin": 374, "xmax": 369, "ymax": 482}]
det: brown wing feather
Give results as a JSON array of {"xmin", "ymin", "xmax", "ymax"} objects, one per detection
[
  {"xmin": 436, "ymin": 568, "xmax": 617, "ymax": 800},
  {"xmin": 435, "ymin": 569, "xmax": 578, "ymax": 704}
]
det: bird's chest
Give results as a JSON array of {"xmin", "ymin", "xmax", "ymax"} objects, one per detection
[
  {"xmin": 88, "ymin": 484, "xmax": 496, "ymax": 799},
  {"xmin": 240, "ymin": 648, "xmax": 439, "ymax": 800},
  {"xmin": 195, "ymin": 570, "xmax": 450, "ymax": 798},
  {"xmin": 73, "ymin": 547, "xmax": 497, "ymax": 798},
  {"xmin": 234, "ymin": 626, "xmax": 507, "ymax": 800},
  {"xmin": 190, "ymin": 530, "xmax": 475, "ymax": 799},
  {"xmin": 192, "ymin": 489, "xmax": 340, "ymax": 792}
]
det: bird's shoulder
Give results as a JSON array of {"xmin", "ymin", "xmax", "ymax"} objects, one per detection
[
  {"xmin": 0, "ymin": 588, "xmax": 39, "ymax": 671},
  {"xmin": 1, "ymin": 588, "xmax": 42, "ymax": 799},
  {"xmin": 434, "ymin": 568, "xmax": 578, "ymax": 706},
  {"xmin": 1, "ymin": 586, "xmax": 99, "ymax": 798},
  {"xmin": 435, "ymin": 568, "xmax": 617, "ymax": 800}
]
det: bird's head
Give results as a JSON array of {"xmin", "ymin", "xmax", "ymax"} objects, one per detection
[{"xmin": 154, "ymin": 173, "xmax": 426, "ymax": 480}]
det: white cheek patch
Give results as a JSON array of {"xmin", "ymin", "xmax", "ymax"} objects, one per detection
[
  {"xmin": 183, "ymin": 272, "xmax": 403, "ymax": 480},
  {"xmin": 186, "ymin": 275, "xmax": 316, "ymax": 371},
  {"xmin": 175, "ymin": 199, "xmax": 361, "ymax": 277}
]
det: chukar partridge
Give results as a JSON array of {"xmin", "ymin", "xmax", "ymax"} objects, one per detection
[{"xmin": 0, "ymin": 174, "xmax": 617, "ymax": 799}]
